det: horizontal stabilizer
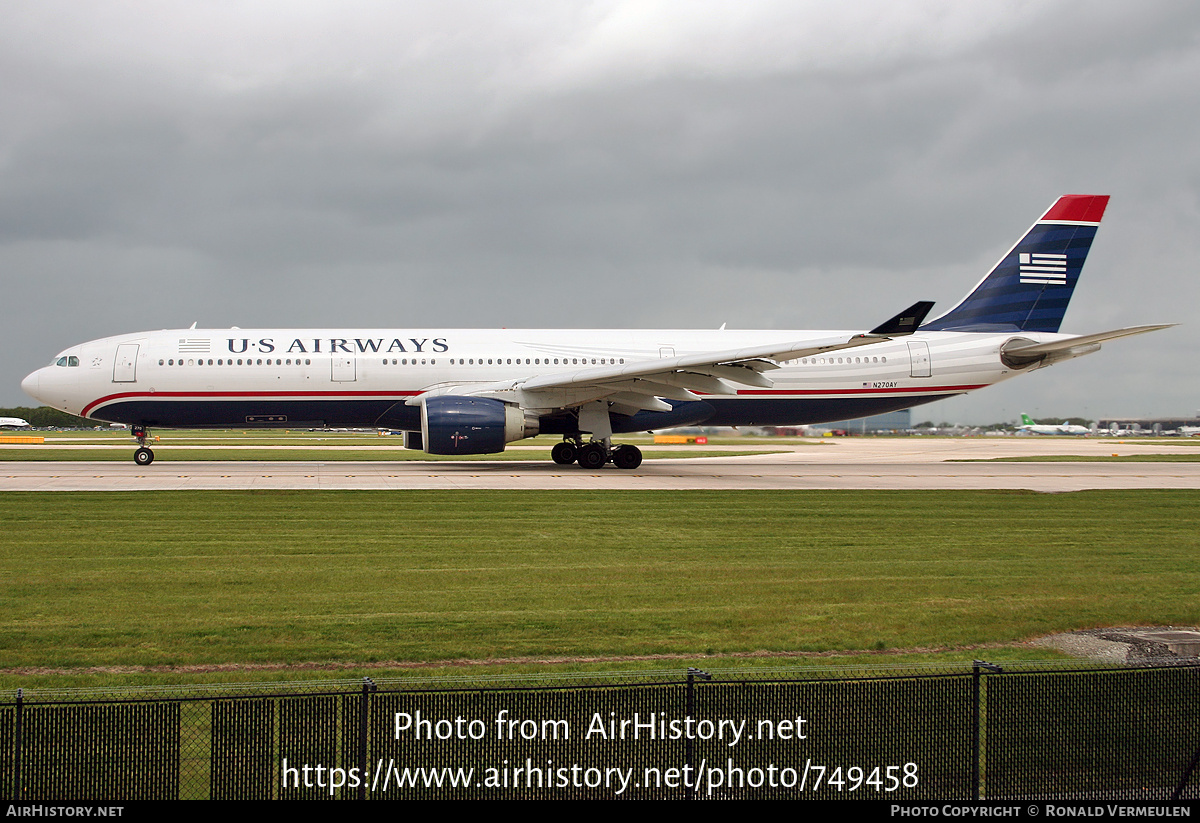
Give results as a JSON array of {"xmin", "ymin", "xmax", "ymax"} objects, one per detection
[
  {"xmin": 1001, "ymin": 324, "xmax": 1174, "ymax": 368},
  {"xmin": 1004, "ymin": 324, "xmax": 1175, "ymax": 358}
]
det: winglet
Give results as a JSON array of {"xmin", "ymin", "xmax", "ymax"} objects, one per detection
[{"xmin": 865, "ymin": 301, "xmax": 936, "ymax": 337}]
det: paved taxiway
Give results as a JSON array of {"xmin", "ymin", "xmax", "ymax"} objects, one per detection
[{"xmin": 3, "ymin": 438, "xmax": 1198, "ymax": 491}]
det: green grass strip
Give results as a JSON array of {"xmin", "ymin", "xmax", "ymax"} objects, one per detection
[
  {"xmin": 2, "ymin": 490, "xmax": 1197, "ymax": 687},
  {"xmin": 0, "ymin": 448, "xmax": 779, "ymax": 462}
]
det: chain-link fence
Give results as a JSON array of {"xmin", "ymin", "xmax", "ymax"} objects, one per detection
[{"xmin": 3, "ymin": 660, "xmax": 1197, "ymax": 800}]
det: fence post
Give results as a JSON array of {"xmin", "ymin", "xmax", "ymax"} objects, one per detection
[
  {"xmin": 359, "ymin": 677, "xmax": 375, "ymax": 800},
  {"xmin": 1172, "ymin": 740, "xmax": 1200, "ymax": 802},
  {"xmin": 972, "ymin": 661, "xmax": 1001, "ymax": 801},
  {"xmin": 685, "ymin": 668, "xmax": 711, "ymax": 801},
  {"xmin": 12, "ymin": 689, "xmax": 21, "ymax": 801},
  {"xmin": 1172, "ymin": 667, "xmax": 1200, "ymax": 801},
  {"xmin": 972, "ymin": 662, "xmax": 980, "ymax": 800},
  {"xmin": 685, "ymin": 669, "xmax": 695, "ymax": 801}
]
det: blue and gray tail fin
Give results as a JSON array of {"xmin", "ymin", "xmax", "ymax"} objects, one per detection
[{"xmin": 921, "ymin": 195, "xmax": 1109, "ymax": 333}]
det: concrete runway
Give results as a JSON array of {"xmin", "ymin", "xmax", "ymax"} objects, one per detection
[{"xmin": 3, "ymin": 438, "xmax": 1199, "ymax": 491}]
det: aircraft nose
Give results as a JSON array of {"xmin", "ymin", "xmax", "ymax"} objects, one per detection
[{"xmin": 20, "ymin": 369, "xmax": 41, "ymax": 401}]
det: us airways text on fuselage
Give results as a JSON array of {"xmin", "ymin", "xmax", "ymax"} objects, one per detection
[{"xmin": 225, "ymin": 337, "xmax": 450, "ymax": 354}]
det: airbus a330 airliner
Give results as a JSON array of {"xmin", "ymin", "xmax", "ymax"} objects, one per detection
[
  {"xmin": 21, "ymin": 195, "xmax": 1169, "ymax": 469},
  {"xmin": 1017, "ymin": 413, "xmax": 1092, "ymax": 436}
]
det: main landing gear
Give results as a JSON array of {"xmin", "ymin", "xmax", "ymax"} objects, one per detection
[
  {"xmin": 551, "ymin": 438, "xmax": 643, "ymax": 470},
  {"xmin": 132, "ymin": 425, "xmax": 154, "ymax": 466}
]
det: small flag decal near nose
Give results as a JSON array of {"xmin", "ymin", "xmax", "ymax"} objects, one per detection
[{"xmin": 1019, "ymin": 252, "xmax": 1067, "ymax": 285}]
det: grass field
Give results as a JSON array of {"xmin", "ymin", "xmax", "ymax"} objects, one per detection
[
  {"xmin": 0, "ymin": 447, "xmax": 781, "ymax": 461},
  {"xmin": 3, "ymin": 489, "xmax": 1197, "ymax": 689},
  {"xmin": 0, "ymin": 430, "xmax": 801, "ymax": 461},
  {"xmin": 5, "ymin": 430, "xmax": 825, "ymax": 446}
]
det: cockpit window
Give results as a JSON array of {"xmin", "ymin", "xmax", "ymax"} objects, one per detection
[
  {"xmin": 55, "ymin": 357, "xmax": 67, "ymax": 366},
  {"xmin": 68, "ymin": 356, "xmax": 79, "ymax": 367}
]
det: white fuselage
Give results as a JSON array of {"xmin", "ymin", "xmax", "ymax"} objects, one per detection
[
  {"xmin": 22, "ymin": 326, "xmax": 1045, "ymax": 434},
  {"xmin": 1019, "ymin": 423, "xmax": 1092, "ymax": 435}
]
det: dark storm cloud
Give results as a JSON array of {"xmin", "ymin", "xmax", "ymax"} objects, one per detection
[{"xmin": 2, "ymin": 1, "xmax": 1197, "ymax": 422}]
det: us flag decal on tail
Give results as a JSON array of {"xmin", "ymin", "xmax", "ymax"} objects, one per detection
[{"xmin": 1019, "ymin": 252, "xmax": 1068, "ymax": 285}]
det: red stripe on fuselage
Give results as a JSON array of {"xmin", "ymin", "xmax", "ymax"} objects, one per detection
[
  {"xmin": 82, "ymin": 384, "xmax": 987, "ymax": 417},
  {"xmin": 81, "ymin": 390, "xmax": 422, "ymax": 418}
]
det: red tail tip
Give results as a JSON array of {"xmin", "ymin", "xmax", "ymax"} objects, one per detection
[{"xmin": 1041, "ymin": 195, "xmax": 1109, "ymax": 223}]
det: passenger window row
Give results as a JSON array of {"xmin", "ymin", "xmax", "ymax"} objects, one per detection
[
  {"xmin": 159, "ymin": 358, "xmax": 314, "ymax": 366},
  {"xmin": 379, "ymin": 357, "xmax": 626, "ymax": 366},
  {"xmin": 783, "ymin": 356, "xmax": 889, "ymax": 365}
]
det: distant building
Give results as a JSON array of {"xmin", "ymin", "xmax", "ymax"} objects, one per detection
[{"xmin": 1097, "ymin": 416, "xmax": 1200, "ymax": 434}]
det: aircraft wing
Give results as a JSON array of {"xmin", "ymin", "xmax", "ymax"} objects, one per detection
[{"xmin": 409, "ymin": 302, "xmax": 935, "ymax": 414}]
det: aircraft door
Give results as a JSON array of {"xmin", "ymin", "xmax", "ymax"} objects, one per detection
[
  {"xmin": 113, "ymin": 344, "xmax": 139, "ymax": 382},
  {"xmin": 331, "ymin": 356, "xmax": 356, "ymax": 382},
  {"xmin": 907, "ymin": 341, "xmax": 931, "ymax": 378}
]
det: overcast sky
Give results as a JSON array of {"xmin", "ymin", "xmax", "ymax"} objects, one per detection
[{"xmin": 2, "ymin": 1, "xmax": 1197, "ymax": 423}]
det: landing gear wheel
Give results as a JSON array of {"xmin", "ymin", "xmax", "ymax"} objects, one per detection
[
  {"xmin": 551, "ymin": 442, "xmax": 578, "ymax": 465},
  {"xmin": 576, "ymin": 443, "xmax": 608, "ymax": 470},
  {"xmin": 131, "ymin": 424, "xmax": 155, "ymax": 465},
  {"xmin": 612, "ymin": 444, "xmax": 642, "ymax": 470}
]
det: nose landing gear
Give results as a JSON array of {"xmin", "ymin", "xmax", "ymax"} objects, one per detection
[{"xmin": 132, "ymin": 425, "xmax": 154, "ymax": 466}]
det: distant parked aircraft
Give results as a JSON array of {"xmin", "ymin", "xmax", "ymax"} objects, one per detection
[
  {"xmin": 1017, "ymin": 413, "xmax": 1091, "ymax": 435},
  {"xmin": 0, "ymin": 417, "xmax": 30, "ymax": 428}
]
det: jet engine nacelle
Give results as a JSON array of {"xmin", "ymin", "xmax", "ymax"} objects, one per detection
[{"xmin": 420, "ymin": 395, "xmax": 539, "ymax": 455}]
